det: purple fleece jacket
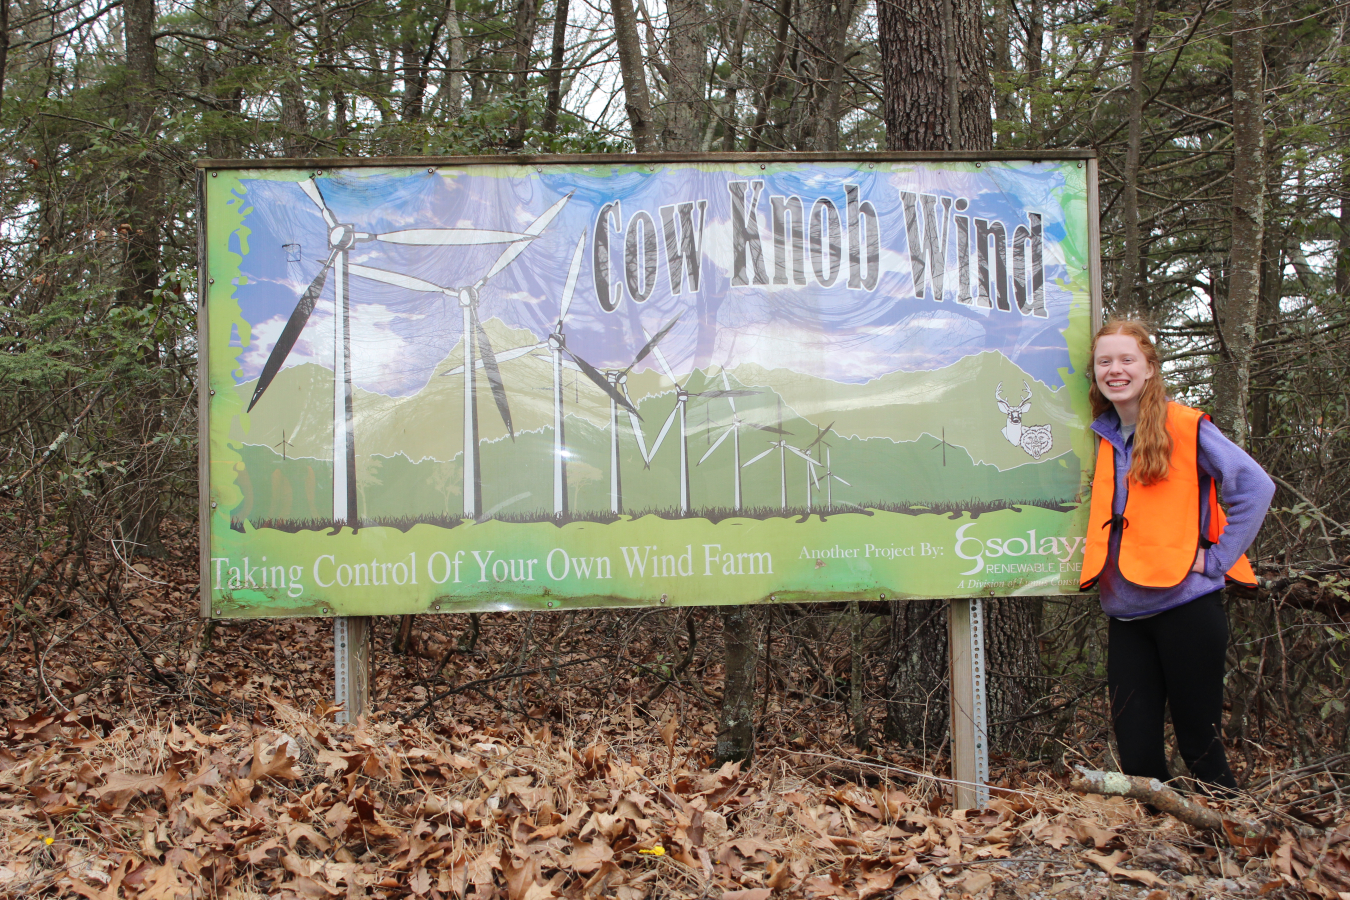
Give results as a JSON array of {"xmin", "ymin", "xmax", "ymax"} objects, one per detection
[{"xmin": 1091, "ymin": 407, "xmax": 1275, "ymax": 618}]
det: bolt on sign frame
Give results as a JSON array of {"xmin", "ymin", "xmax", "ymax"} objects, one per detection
[{"xmin": 197, "ymin": 151, "xmax": 1102, "ymax": 804}]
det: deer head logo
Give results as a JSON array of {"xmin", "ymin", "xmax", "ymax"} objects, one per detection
[
  {"xmin": 995, "ymin": 381, "xmax": 1053, "ymax": 460},
  {"xmin": 996, "ymin": 381, "xmax": 1032, "ymax": 445}
]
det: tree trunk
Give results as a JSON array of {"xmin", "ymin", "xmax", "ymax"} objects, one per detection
[
  {"xmin": 719, "ymin": 0, "xmax": 751, "ymax": 150},
  {"xmin": 272, "ymin": 0, "xmax": 309, "ymax": 156},
  {"xmin": 717, "ymin": 604, "xmax": 758, "ymax": 763},
  {"xmin": 879, "ymin": 0, "xmax": 989, "ymax": 151},
  {"xmin": 1339, "ymin": 142, "xmax": 1350, "ymax": 297},
  {"xmin": 444, "ymin": 0, "xmax": 465, "ymax": 117},
  {"xmin": 991, "ymin": 0, "xmax": 1015, "ymax": 138},
  {"xmin": 1025, "ymin": 0, "xmax": 1044, "ymax": 138},
  {"xmin": 401, "ymin": 9, "xmax": 427, "ymax": 121},
  {"xmin": 507, "ymin": 0, "xmax": 540, "ymax": 146},
  {"xmin": 118, "ymin": 0, "xmax": 166, "ymax": 558},
  {"xmin": 1213, "ymin": 0, "xmax": 1265, "ymax": 447},
  {"xmin": 661, "ymin": 0, "xmax": 705, "ymax": 150},
  {"xmin": 541, "ymin": 0, "xmax": 569, "ymax": 134},
  {"xmin": 611, "ymin": 0, "xmax": 655, "ymax": 150},
  {"xmin": 1117, "ymin": 0, "xmax": 1156, "ymax": 316},
  {"xmin": 746, "ymin": 0, "xmax": 791, "ymax": 152},
  {"xmin": 884, "ymin": 600, "xmax": 948, "ymax": 749}
]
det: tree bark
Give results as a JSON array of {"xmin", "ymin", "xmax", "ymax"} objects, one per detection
[
  {"xmin": 444, "ymin": 0, "xmax": 465, "ymax": 117},
  {"xmin": 1339, "ymin": 142, "xmax": 1350, "ymax": 297},
  {"xmin": 507, "ymin": 0, "xmax": 540, "ymax": 147},
  {"xmin": 271, "ymin": 0, "xmax": 310, "ymax": 156},
  {"xmin": 746, "ymin": 0, "xmax": 791, "ymax": 152},
  {"xmin": 879, "ymin": 0, "xmax": 989, "ymax": 152},
  {"xmin": 401, "ymin": 6, "xmax": 427, "ymax": 121},
  {"xmin": 991, "ymin": 0, "xmax": 1015, "ymax": 138},
  {"xmin": 1213, "ymin": 0, "xmax": 1265, "ymax": 447},
  {"xmin": 611, "ymin": 0, "xmax": 656, "ymax": 150},
  {"xmin": 1117, "ymin": 0, "xmax": 1155, "ymax": 317},
  {"xmin": 118, "ymin": 0, "xmax": 166, "ymax": 557},
  {"xmin": 541, "ymin": 0, "xmax": 569, "ymax": 134},
  {"xmin": 1025, "ymin": 0, "xmax": 1044, "ymax": 138},
  {"xmin": 717, "ymin": 604, "xmax": 757, "ymax": 763},
  {"xmin": 661, "ymin": 0, "xmax": 705, "ymax": 150},
  {"xmin": 719, "ymin": 0, "xmax": 751, "ymax": 150}
]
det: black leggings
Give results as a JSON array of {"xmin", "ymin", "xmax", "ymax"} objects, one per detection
[{"xmin": 1107, "ymin": 591, "xmax": 1237, "ymax": 789}]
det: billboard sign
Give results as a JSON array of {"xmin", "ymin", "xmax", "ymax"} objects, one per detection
[{"xmin": 198, "ymin": 153, "xmax": 1099, "ymax": 618}]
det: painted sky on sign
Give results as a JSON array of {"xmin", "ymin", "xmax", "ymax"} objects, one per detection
[{"xmin": 228, "ymin": 162, "xmax": 1083, "ymax": 398}]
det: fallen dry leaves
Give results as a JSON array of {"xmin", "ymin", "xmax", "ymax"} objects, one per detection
[{"xmin": 0, "ymin": 703, "xmax": 1329, "ymax": 899}]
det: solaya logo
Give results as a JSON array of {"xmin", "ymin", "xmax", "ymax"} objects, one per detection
[{"xmin": 954, "ymin": 523, "xmax": 1085, "ymax": 576}]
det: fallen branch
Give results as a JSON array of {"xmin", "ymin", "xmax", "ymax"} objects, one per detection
[{"xmin": 1068, "ymin": 767, "xmax": 1265, "ymax": 843}]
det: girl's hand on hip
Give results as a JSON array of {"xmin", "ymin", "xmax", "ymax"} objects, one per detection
[{"xmin": 1191, "ymin": 547, "xmax": 1207, "ymax": 574}]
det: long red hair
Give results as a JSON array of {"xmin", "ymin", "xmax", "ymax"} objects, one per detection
[{"xmin": 1089, "ymin": 319, "xmax": 1172, "ymax": 485}]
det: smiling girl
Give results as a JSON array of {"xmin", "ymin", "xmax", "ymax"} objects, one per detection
[{"xmin": 1079, "ymin": 320, "xmax": 1274, "ymax": 792}]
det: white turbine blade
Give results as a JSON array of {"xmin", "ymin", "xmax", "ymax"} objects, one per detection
[
  {"xmin": 787, "ymin": 445, "xmax": 822, "ymax": 467},
  {"xmin": 481, "ymin": 192, "xmax": 574, "ymax": 282},
  {"xmin": 809, "ymin": 465, "xmax": 820, "ymax": 490},
  {"xmin": 649, "ymin": 405, "xmax": 680, "ymax": 458},
  {"xmin": 648, "ymin": 340, "xmax": 680, "ymax": 386},
  {"xmin": 721, "ymin": 371, "xmax": 737, "ymax": 414},
  {"xmin": 743, "ymin": 446, "xmax": 775, "ymax": 467},
  {"xmin": 494, "ymin": 343, "xmax": 545, "ymax": 363},
  {"xmin": 628, "ymin": 410, "xmax": 651, "ymax": 463},
  {"xmin": 559, "ymin": 231, "xmax": 586, "ymax": 322},
  {"xmin": 831, "ymin": 475, "xmax": 851, "ymax": 486},
  {"xmin": 349, "ymin": 264, "xmax": 448, "ymax": 294},
  {"xmin": 441, "ymin": 343, "xmax": 541, "ymax": 375},
  {"xmin": 532, "ymin": 352, "xmax": 582, "ymax": 373},
  {"xmin": 376, "ymin": 228, "xmax": 534, "ymax": 246},
  {"xmin": 698, "ymin": 426, "xmax": 733, "ymax": 465},
  {"xmin": 298, "ymin": 178, "xmax": 337, "ymax": 228}
]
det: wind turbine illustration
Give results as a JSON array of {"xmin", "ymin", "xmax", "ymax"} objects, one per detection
[
  {"xmin": 798, "ymin": 422, "xmax": 833, "ymax": 511},
  {"xmin": 599, "ymin": 318, "xmax": 681, "ymax": 514},
  {"xmin": 930, "ymin": 427, "xmax": 954, "ymax": 466},
  {"xmin": 273, "ymin": 429, "xmax": 293, "ymax": 461},
  {"xmin": 821, "ymin": 445, "xmax": 851, "ymax": 510},
  {"xmin": 696, "ymin": 370, "xmax": 762, "ymax": 511},
  {"xmin": 644, "ymin": 339, "xmax": 759, "ymax": 515},
  {"xmin": 247, "ymin": 175, "xmax": 541, "ymax": 527},
  {"xmin": 362, "ymin": 192, "xmax": 575, "ymax": 518},
  {"xmin": 740, "ymin": 396, "xmax": 817, "ymax": 511},
  {"xmin": 523, "ymin": 232, "xmax": 644, "ymax": 518}
]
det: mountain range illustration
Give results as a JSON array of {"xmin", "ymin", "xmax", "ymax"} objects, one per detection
[{"xmin": 225, "ymin": 320, "xmax": 1083, "ymax": 526}]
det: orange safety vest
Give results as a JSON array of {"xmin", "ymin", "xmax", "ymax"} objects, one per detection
[{"xmin": 1080, "ymin": 403, "xmax": 1257, "ymax": 590}]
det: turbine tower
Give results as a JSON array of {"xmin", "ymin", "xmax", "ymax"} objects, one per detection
[
  {"xmin": 535, "ymin": 234, "xmax": 642, "ymax": 517},
  {"xmin": 741, "ymin": 396, "xmax": 819, "ymax": 510},
  {"xmin": 247, "ymin": 175, "xmax": 537, "ymax": 528},
  {"xmin": 799, "ymin": 422, "xmax": 834, "ymax": 511},
  {"xmin": 645, "ymin": 343, "xmax": 757, "ymax": 515},
  {"xmin": 822, "ymin": 446, "xmax": 851, "ymax": 510},
  {"xmin": 696, "ymin": 371, "xmax": 761, "ymax": 511}
]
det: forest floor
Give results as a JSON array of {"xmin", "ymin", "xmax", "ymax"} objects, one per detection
[{"xmin": 0, "ymin": 511, "xmax": 1346, "ymax": 899}]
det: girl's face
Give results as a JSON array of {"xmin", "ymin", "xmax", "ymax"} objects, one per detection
[{"xmin": 1094, "ymin": 333, "xmax": 1154, "ymax": 421}]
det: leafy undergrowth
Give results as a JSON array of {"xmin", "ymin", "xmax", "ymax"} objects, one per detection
[{"xmin": 0, "ymin": 508, "xmax": 1347, "ymax": 898}]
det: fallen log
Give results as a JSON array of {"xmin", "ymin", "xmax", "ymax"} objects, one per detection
[{"xmin": 1068, "ymin": 767, "xmax": 1266, "ymax": 845}]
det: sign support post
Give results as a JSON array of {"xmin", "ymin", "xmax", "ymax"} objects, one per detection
[
  {"xmin": 949, "ymin": 597, "xmax": 990, "ymax": 808},
  {"xmin": 334, "ymin": 616, "xmax": 372, "ymax": 724}
]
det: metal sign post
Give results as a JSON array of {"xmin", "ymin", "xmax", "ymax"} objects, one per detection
[
  {"xmin": 334, "ymin": 616, "xmax": 372, "ymax": 723},
  {"xmin": 949, "ymin": 597, "xmax": 990, "ymax": 808}
]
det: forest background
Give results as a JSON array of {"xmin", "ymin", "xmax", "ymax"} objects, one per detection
[{"xmin": 1, "ymin": 0, "xmax": 1350, "ymax": 895}]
